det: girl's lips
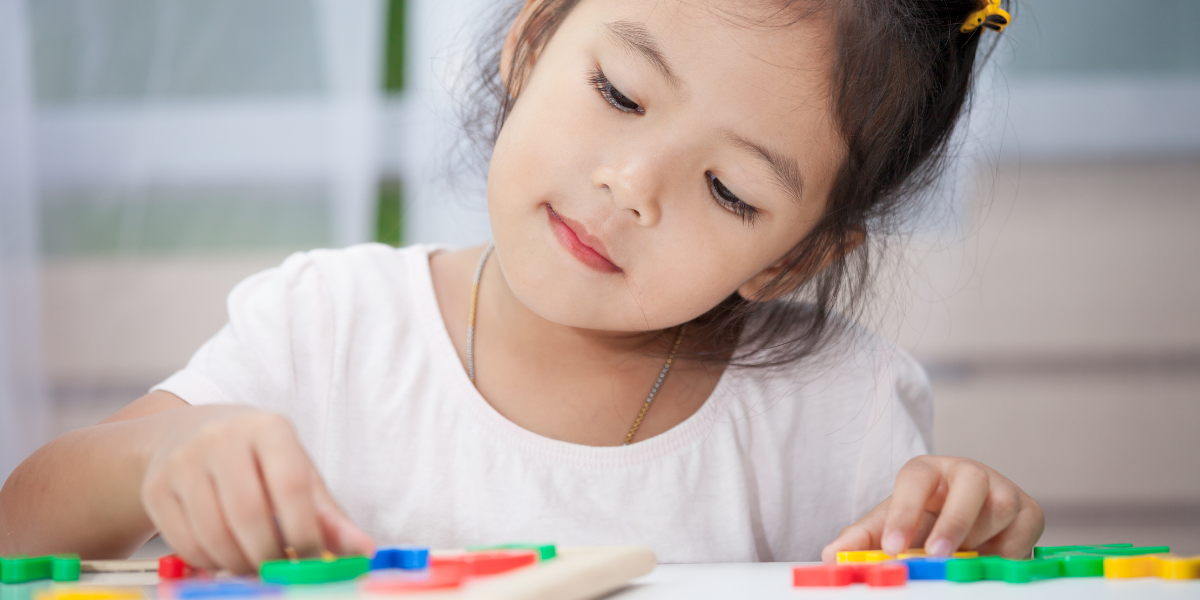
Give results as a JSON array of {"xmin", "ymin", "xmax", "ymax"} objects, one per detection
[{"xmin": 546, "ymin": 205, "xmax": 622, "ymax": 274}]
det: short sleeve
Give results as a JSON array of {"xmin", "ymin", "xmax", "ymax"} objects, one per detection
[
  {"xmin": 152, "ymin": 250, "xmax": 336, "ymax": 456},
  {"xmin": 850, "ymin": 344, "xmax": 934, "ymax": 520}
]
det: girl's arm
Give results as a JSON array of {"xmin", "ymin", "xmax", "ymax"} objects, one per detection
[
  {"xmin": 0, "ymin": 391, "xmax": 373, "ymax": 573},
  {"xmin": 0, "ymin": 392, "xmax": 183, "ymax": 558}
]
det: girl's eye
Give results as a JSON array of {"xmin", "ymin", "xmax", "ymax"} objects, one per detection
[
  {"xmin": 707, "ymin": 172, "xmax": 759, "ymax": 225},
  {"xmin": 588, "ymin": 70, "xmax": 644, "ymax": 115}
]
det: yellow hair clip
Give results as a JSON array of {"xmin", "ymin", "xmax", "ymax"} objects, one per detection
[{"xmin": 960, "ymin": 0, "xmax": 1010, "ymax": 33}]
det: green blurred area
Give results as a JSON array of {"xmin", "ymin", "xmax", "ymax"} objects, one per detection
[
  {"xmin": 383, "ymin": 0, "xmax": 405, "ymax": 94},
  {"xmin": 375, "ymin": 180, "xmax": 405, "ymax": 248},
  {"xmin": 40, "ymin": 186, "xmax": 332, "ymax": 256},
  {"xmin": 377, "ymin": 0, "xmax": 406, "ymax": 247}
]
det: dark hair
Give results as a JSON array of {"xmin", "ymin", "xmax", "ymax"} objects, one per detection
[{"xmin": 457, "ymin": 0, "xmax": 1008, "ymax": 369}]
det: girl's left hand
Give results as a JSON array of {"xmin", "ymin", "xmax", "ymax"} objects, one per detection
[{"xmin": 821, "ymin": 456, "xmax": 1044, "ymax": 563}]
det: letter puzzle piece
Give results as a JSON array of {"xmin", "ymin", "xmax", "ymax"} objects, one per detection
[
  {"xmin": 1105, "ymin": 555, "xmax": 1200, "ymax": 580},
  {"xmin": 52, "ymin": 555, "xmax": 81, "ymax": 582},
  {"xmin": 158, "ymin": 555, "xmax": 207, "ymax": 580},
  {"xmin": 466, "ymin": 543, "xmax": 557, "ymax": 561},
  {"xmin": 837, "ymin": 549, "xmax": 977, "ymax": 564},
  {"xmin": 370, "ymin": 547, "xmax": 429, "ymax": 571},
  {"xmin": 1049, "ymin": 553, "xmax": 1106, "ymax": 577},
  {"xmin": 362, "ymin": 562, "xmax": 467, "ymax": 594},
  {"xmin": 1034, "ymin": 543, "xmax": 1170, "ymax": 559},
  {"xmin": 172, "ymin": 581, "xmax": 284, "ymax": 599},
  {"xmin": 259, "ymin": 556, "xmax": 370, "ymax": 585},
  {"xmin": 35, "ymin": 589, "xmax": 144, "ymax": 600},
  {"xmin": 793, "ymin": 563, "xmax": 907, "ymax": 587},
  {"xmin": 1, "ymin": 554, "xmax": 81, "ymax": 583},
  {"xmin": 434, "ymin": 550, "xmax": 539, "ymax": 577},
  {"xmin": 947, "ymin": 556, "xmax": 1059, "ymax": 583},
  {"xmin": 944, "ymin": 555, "xmax": 1110, "ymax": 583},
  {"xmin": 902, "ymin": 557, "xmax": 952, "ymax": 580}
]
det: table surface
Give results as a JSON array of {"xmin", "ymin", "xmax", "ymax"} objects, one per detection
[
  {"xmin": 614, "ymin": 562, "xmax": 1200, "ymax": 600},
  {"xmin": 3, "ymin": 563, "xmax": 1199, "ymax": 600}
]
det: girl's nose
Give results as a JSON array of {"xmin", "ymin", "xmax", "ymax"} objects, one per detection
[{"xmin": 591, "ymin": 150, "xmax": 667, "ymax": 227}]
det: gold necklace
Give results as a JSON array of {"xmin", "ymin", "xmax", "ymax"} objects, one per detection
[{"xmin": 466, "ymin": 243, "xmax": 687, "ymax": 445}]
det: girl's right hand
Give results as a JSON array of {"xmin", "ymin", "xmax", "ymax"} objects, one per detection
[{"xmin": 141, "ymin": 406, "xmax": 375, "ymax": 574}]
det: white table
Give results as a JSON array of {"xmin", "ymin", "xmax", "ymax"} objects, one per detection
[{"xmin": 609, "ymin": 562, "xmax": 1200, "ymax": 600}]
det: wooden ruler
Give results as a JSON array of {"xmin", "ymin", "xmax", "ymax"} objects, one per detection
[{"xmin": 79, "ymin": 559, "xmax": 159, "ymax": 573}]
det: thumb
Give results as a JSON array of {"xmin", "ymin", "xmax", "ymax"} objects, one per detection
[{"xmin": 312, "ymin": 480, "xmax": 376, "ymax": 557}]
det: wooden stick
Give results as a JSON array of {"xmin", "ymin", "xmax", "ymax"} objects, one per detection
[
  {"xmin": 80, "ymin": 559, "xmax": 159, "ymax": 573},
  {"xmin": 461, "ymin": 546, "xmax": 657, "ymax": 600}
]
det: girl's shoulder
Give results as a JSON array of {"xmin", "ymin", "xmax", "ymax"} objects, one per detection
[
  {"xmin": 272, "ymin": 242, "xmax": 441, "ymax": 288},
  {"xmin": 221, "ymin": 243, "xmax": 447, "ymax": 345},
  {"xmin": 244, "ymin": 242, "xmax": 442, "ymax": 307}
]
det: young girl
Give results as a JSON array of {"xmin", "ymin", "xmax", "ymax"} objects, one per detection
[{"xmin": 1, "ymin": 0, "xmax": 1040, "ymax": 573}]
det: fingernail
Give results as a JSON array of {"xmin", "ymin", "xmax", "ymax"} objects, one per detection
[
  {"xmin": 928, "ymin": 537, "xmax": 952, "ymax": 557},
  {"xmin": 882, "ymin": 531, "xmax": 905, "ymax": 555}
]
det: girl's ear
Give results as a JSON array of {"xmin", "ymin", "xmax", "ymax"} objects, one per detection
[
  {"xmin": 737, "ymin": 228, "xmax": 866, "ymax": 302},
  {"xmin": 499, "ymin": 0, "xmax": 545, "ymax": 98}
]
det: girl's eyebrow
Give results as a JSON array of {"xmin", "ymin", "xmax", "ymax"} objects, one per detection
[
  {"xmin": 727, "ymin": 133, "xmax": 806, "ymax": 204},
  {"xmin": 603, "ymin": 20, "xmax": 682, "ymax": 89}
]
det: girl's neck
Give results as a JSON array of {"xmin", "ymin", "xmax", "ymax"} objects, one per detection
[{"xmin": 431, "ymin": 244, "xmax": 723, "ymax": 446}]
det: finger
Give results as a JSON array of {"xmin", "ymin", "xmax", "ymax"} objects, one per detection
[
  {"xmin": 923, "ymin": 462, "xmax": 990, "ymax": 556},
  {"xmin": 906, "ymin": 510, "xmax": 939, "ymax": 550},
  {"xmin": 210, "ymin": 440, "xmax": 285, "ymax": 567},
  {"xmin": 253, "ymin": 415, "xmax": 324, "ymax": 558},
  {"xmin": 149, "ymin": 492, "xmax": 214, "ymax": 570},
  {"xmin": 312, "ymin": 475, "xmax": 376, "ymax": 557},
  {"xmin": 975, "ymin": 497, "xmax": 1045, "ymax": 558},
  {"xmin": 820, "ymin": 500, "xmax": 889, "ymax": 564},
  {"xmin": 821, "ymin": 505, "xmax": 939, "ymax": 564},
  {"xmin": 959, "ymin": 481, "xmax": 1021, "ymax": 550},
  {"xmin": 881, "ymin": 458, "xmax": 944, "ymax": 555},
  {"xmin": 178, "ymin": 474, "xmax": 255, "ymax": 574}
]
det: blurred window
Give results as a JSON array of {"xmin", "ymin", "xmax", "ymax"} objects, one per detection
[
  {"xmin": 31, "ymin": 0, "xmax": 324, "ymax": 103},
  {"xmin": 1005, "ymin": 0, "xmax": 1200, "ymax": 77}
]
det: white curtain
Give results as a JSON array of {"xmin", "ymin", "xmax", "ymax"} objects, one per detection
[{"xmin": 0, "ymin": 0, "xmax": 48, "ymax": 481}]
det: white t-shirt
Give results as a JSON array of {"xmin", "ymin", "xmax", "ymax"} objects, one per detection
[{"xmin": 154, "ymin": 243, "xmax": 932, "ymax": 563}]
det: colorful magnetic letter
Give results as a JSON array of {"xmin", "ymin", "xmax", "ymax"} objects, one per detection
[
  {"xmin": 946, "ymin": 556, "xmax": 1063, "ymax": 583},
  {"xmin": 1, "ymin": 555, "xmax": 52, "ymax": 584},
  {"xmin": 838, "ymin": 549, "xmax": 977, "ymax": 564},
  {"xmin": 459, "ymin": 551, "xmax": 538, "ymax": 576},
  {"xmin": 369, "ymin": 547, "xmax": 429, "ymax": 571},
  {"xmin": 361, "ymin": 563, "xmax": 466, "ymax": 593},
  {"xmin": 174, "ymin": 581, "xmax": 283, "ymax": 599},
  {"xmin": 51, "ymin": 554, "xmax": 81, "ymax": 582},
  {"xmin": 1034, "ymin": 544, "xmax": 1169, "ymax": 559},
  {"xmin": 35, "ymin": 588, "xmax": 144, "ymax": 600},
  {"xmin": 259, "ymin": 556, "xmax": 370, "ymax": 585},
  {"xmin": 903, "ymin": 557, "xmax": 950, "ymax": 580},
  {"xmin": 1105, "ymin": 555, "xmax": 1200, "ymax": 580},
  {"xmin": 158, "ymin": 554, "xmax": 205, "ymax": 580},
  {"xmin": 793, "ymin": 563, "xmax": 907, "ymax": 587},
  {"xmin": 466, "ymin": 544, "xmax": 557, "ymax": 561}
]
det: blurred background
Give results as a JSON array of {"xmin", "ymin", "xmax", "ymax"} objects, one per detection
[{"xmin": 1, "ymin": 0, "xmax": 1197, "ymax": 554}]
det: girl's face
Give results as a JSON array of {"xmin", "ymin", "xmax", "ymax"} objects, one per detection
[{"xmin": 488, "ymin": 0, "xmax": 845, "ymax": 332}]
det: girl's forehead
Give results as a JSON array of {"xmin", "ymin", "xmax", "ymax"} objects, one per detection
[
  {"xmin": 571, "ymin": 0, "xmax": 845, "ymax": 193},
  {"xmin": 591, "ymin": 0, "xmax": 834, "ymax": 73}
]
